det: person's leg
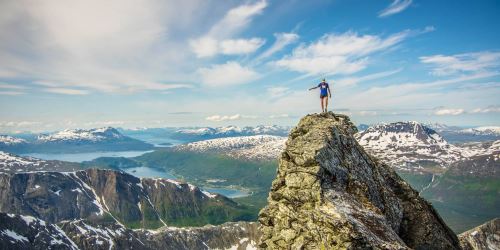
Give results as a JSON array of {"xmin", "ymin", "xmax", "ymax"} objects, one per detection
[
  {"xmin": 324, "ymin": 96, "xmax": 329, "ymax": 112},
  {"xmin": 320, "ymin": 97, "xmax": 324, "ymax": 112}
]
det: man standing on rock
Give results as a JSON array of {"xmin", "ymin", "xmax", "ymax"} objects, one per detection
[{"xmin": 309, "ymin": 78, "xmax": 332, "ymax": 113}]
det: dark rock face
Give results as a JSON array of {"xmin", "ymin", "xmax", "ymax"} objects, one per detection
[
  {"xmin": 459, "ymin": 218, "xmax": 500, "ymax": 250},
  {"xmin": 448, "ymin": 153, "xmax": 499, "ymax": 178},
  {"xmin": 0, "ymin": 213, "xmax": 78, "ymax": 250},
  {"xmin": 0, "ymin": 168, "xmax": 252, "ymax": 229},
  {"xmin": 259, "ymin": 112, "xmax": 461, "ymax": 249}
]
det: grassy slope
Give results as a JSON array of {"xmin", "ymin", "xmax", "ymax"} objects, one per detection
[
  {"xmin": 399, "ymin": 170, "xmax": 500, "ymax": 233},
  {"xmin": 420, "ymin": 174, "xmax": 500, "ymax": 233},
  {"xmin": 135, "ymin": 149, "xmax": 277, "ymax": 189}
]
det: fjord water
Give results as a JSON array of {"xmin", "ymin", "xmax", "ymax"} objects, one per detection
[
  {"xmin": 22, "ymin": 150, "xmax": 250, "ymax": 198},
  {"xmin": 122, "ymin": 166, "xmax": 249, "ymax": 198},
  {"xmin": 21, "ymin": 150, "xmax": 154, "ymax": 162}
]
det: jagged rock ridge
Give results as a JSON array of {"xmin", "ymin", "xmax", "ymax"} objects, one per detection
[
  {"xmin": 259, "ymin": 112, "xmax": 461, "ymax": 249},
  {"xmin": 0, "ymin": 212, "xmax": 258, "ymax": 249}
]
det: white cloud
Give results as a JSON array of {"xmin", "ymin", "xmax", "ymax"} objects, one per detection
[
  {"xmin": 84, "ymin": 121, "xmax": 126, "ymax": 126},
  {"xmin": 220, "ymin": 38, "xmax": 265, "ymax": 55},
  {"xmin": 433, "ymin": 107, "xmax": 465, "ymax": 116},
  {"xmin": 273, "ymin": 30, "xmax": 410, "ymax": 75},
  {"xmin": 0, "ymin": 0, "xmax": 201, "ymax": 94},
  {"xmin": 0, "ymin": 83, "xmax": 26, "ymax": 95},
  {"xmin": 378, "ymin": 0, "xmax": 413, "ymax": 17},
  {"xmin": 0, "ymin": 121, "xmax": 41, "ymax": 127},
  {"xmin": 198, "ymin": 61, "xmax": 260, "ymax": 87},
  {"xmin": 192, "ymin": 37, "xmax": 265, "ymax": 58},
  {"xmin": 0, "ymin": 83, "xmax": 25, "ymax": 90},
  {"xmin": 267, "ymin": 86, "xmax": 290, "ymax": 98},
  {"xmin": 205, "ymin": 114, "xmax": 258, "ymax": 122},
  {"xmin": 269, "ymin": 114, "xmax": 289, "ymax": 119},
  {"xmin": 358, "ymin": 111, "xmax": 378, "ymax": 116},
  {"xmin": 256, "ymin": 33, "xmax": 299, "ymax": 60},
  {"xmin": 341, "ymin": 72, "xmax": 498, "ymax": 110},
  {"xmin": 336, "ymin": 68, "xmax": 402, "ymax": 86},
  {"xmin": 189, "ymin": 37, "xmax": 219, "ymax": 58},
  {"xmin": 0, "ymin": 91, "xmax": 24, "ymax": 95},
  {"xmin": 206, "ymin": 0, "xmax": 267, "ymax": 38},
  {"xmin": 420, "ymin": 51, "xmax": 500, "ymax": 76},
  {"xmin": 44, "ymin": 88, "xmax": 90, "ymax": 95},
  {"xmin": 190, "ymin": 0, "xmax": 267, "ymax": 58},
  {"xmin": 471, "ymin": 105, "xmax": 500, "ymax": 114}
]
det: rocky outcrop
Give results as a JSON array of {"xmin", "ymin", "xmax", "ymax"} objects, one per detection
[
  {"xmin": 259, "ymin": 112, "xmax": 461, "ymax": 249},
  {"xmin": 0, "ymin": 168, "xmax": 252, "ymax": 229},
  {"xmin": 459, "ymin": 218, "xmax": 500, "ymax": 250}
]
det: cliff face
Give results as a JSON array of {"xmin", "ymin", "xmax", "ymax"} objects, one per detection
[
  {"xmin": 0, "ymin": 168, "xmax": 251, "ymax": 229},
  {"xmin": 258, "ymin": 112, "xmax": 461, "ymax": 249}
]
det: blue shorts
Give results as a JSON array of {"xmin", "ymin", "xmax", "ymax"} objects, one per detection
[{"xmin": 320, "ymin": 93, "xmax": 328, "ymax": 98}]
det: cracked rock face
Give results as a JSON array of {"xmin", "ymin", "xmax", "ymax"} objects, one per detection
[{"xmin": 258, "ymin": 112, "xmax": 461, "ymax": 249}]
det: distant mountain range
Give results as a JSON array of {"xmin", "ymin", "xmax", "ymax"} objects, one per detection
[
  {"xmin": 175, "ymin": 135, "xmax": 287, "ymax": 161},
  {"xmin": 426, "ymin": 123, "xmax": 500, "ymax": 143},
  {"xmin": 0, "ymin": 127, "xmax": 154, "ymax": 154},
  {"xmin": 171, "ymin": 125, "xmax": 291, "ymax": 142}
]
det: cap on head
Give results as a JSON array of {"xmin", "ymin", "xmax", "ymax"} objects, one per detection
[{"xmin": 322, "ymin": 78, "xmax": 326, "ymax": 82}]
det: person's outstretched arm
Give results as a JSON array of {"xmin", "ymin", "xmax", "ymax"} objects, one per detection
[{"xmin": 309, "ymin": 84, "xmax": 319, "ymax": 91}]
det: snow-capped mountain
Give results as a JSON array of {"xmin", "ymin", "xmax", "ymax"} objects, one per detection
[
  {"xmin": 0, "ymin": 127, "xmax": 154, "ymax": 154},
  {"xmin": 0, "ymin": 135, "xmax": 27, "ymax": 145},
  {"xmin": 37, "ymin": 127, "xmax": 125, "ymax": 142},
  {"xmin": 425, "ymin": 123, "xmax": 500, "ymax": 143},
  {"xmin": 175, "ymin": 135, "xmax": 287, "ymax": 161},
  {"xmin": 355, "ymin": 121, "xmax": 463, "ymax": 172},
  {"xmin": 459, "ymin": 126, "xmax": 500, "ymax": 136},
  {"xmin": 173, "ymin": 125, "xmax": 291, "ymax": 142}
]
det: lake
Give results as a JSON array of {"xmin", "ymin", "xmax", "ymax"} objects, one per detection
[
  {"xmin": 122, "ymin": 166, "xmax": 176, "ymax": 179},
  {"xmin": 21, "ymin": 150, "xmax": 154, "ymax": 163}
]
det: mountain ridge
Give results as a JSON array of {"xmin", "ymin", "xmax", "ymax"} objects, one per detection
[{"xmin": 259, "ymin": 112, "xmax": 461, "ymax": 249}]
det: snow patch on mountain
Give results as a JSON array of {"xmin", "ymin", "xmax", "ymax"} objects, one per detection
[
  {"xmin": 176, "ymin": 135, "xmax": 287, "ymax": 161},
  {"xmin": 459, "ymin": 140, "xmax": 500, "ymax": 157}
]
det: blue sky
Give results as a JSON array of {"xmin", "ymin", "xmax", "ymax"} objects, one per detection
[{"xmin": 0, "ymin": 0, "xmax": 499, "ymax": 132}]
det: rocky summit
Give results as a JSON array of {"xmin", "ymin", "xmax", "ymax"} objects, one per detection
[{"xmin": 258, "ymin": 112, "xmax": 461, "ymax": 249}]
